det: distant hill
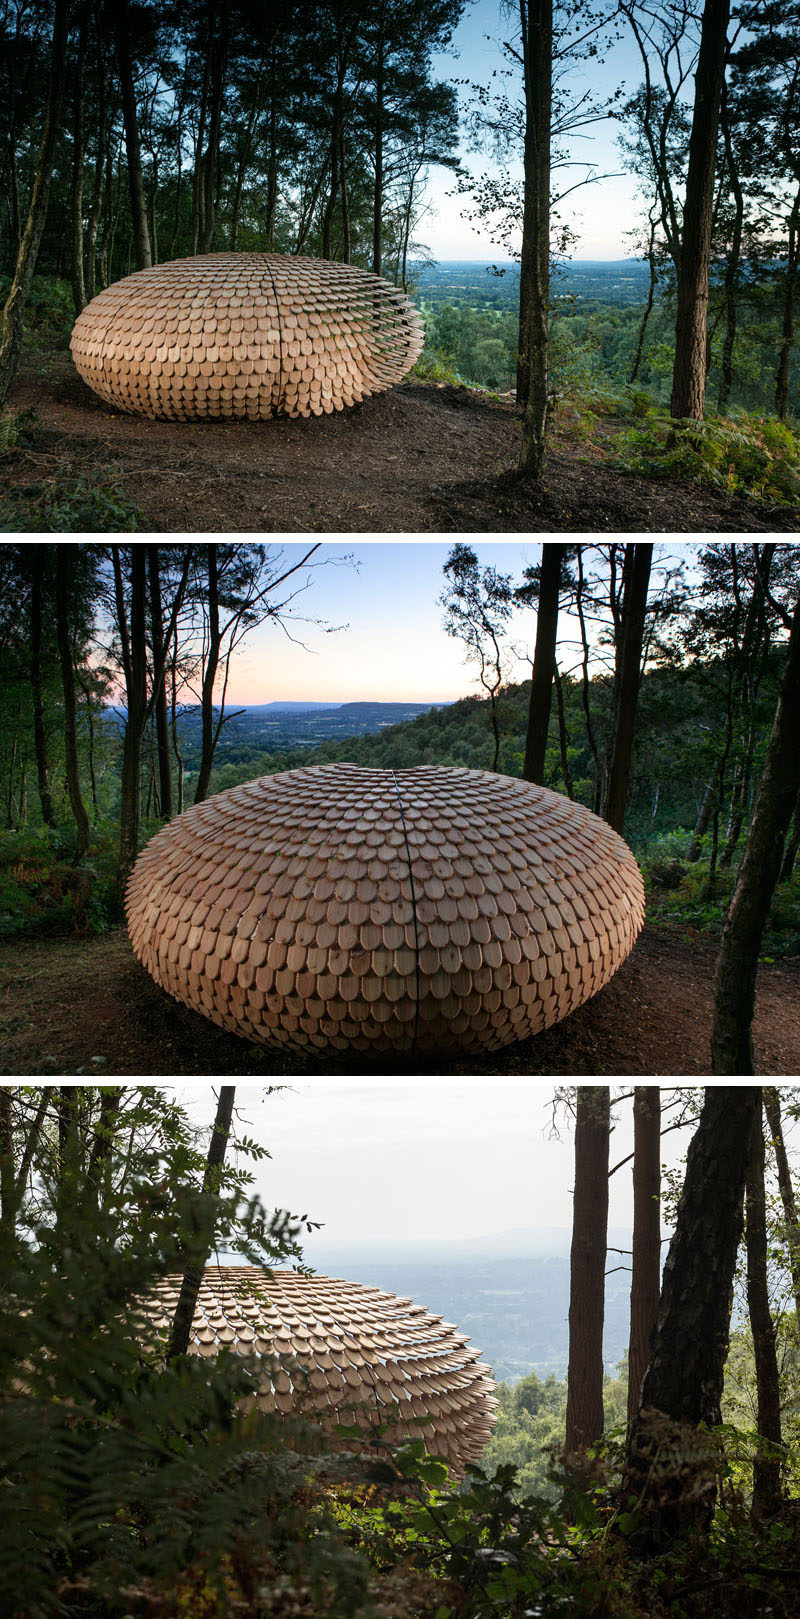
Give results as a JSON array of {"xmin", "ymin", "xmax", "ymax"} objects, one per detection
[
  {"xmin": 411, "ymin": 257, "xmax": 651, "ymax": 311},
  {"xmin": 176, "ymin": 699, "xmax": 450, "ymax": 762},
  {"xmin": 298, "ymin": 1227, "xmax": 636, "ymax": 1384}
]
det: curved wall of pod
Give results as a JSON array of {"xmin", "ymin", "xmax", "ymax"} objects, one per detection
[
  {"xmin": 126, "ymin": 763, "xmax": 645, "ymax": 1054},
  {"xmin": 70, "ymin": 252, "xmax": 425, "ymax": 420},
  {"xmin": 144, "ymin": 1267, "xmax": 496, "ymax": 1474}
]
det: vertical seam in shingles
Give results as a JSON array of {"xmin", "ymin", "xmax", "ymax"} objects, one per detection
[
  {"xmin": 262, "ymin": 254, "xmax": 285, "ymax": 413},
  {"xmin": 390, "ymin": 770, "xmax": 420, "ymax": 1056}
]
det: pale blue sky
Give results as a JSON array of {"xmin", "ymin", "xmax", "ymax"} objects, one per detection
[
  {"xmin": 227, "ymin": 540, "xmax": 701, "ymax": 706},
  {"xmin": 425, "ymin": 0, "xmax": 653, "ymax": 260}
]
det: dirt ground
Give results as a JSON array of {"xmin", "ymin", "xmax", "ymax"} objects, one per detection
[
  {"xmin": 2, "ymin": 922, "xmax": 798, "ymax": 1077},
  {"xmin": 5, "ymin": 351, "xmax": 798, "ymax": 533}
]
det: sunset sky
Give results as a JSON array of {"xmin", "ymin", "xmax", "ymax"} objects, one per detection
[{"xmin": 223, "ymin": 540, "xmax": 699, "ymax": 707}]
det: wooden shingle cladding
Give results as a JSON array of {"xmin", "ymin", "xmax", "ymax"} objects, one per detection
[
  {"xmin": 126, "ymin": 763, "xmax": 645, "ymax": 1053},
  {"xmin": 145, "ymin": 1266, "xmax": 497, "ymax": 1474},
  {"xmin": 69, "ymin": 252, "xmax": 424, "ymax": 420}
]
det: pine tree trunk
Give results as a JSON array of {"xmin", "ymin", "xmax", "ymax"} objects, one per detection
[
  {"xmin": 0, "ymin": 0, "xmax": 70, "ymax": 410},
  {"xmin": 522, "ymin": 543, "xmax": 563, "ymax": 783},
  {"xmin": 746, "ymin": 1101, "xmax": 784, "ymax": 1522},
  {"xmin": 565, "ymin": 1087, "xmax": 610, "ymax": 1454},
  {"xmin": 763, "ymin": 1087, "xmax": 800, "ymax": 1332},
  {"xmin": 627, "ymin": 1087, "xmax": 661, "ymax": 1428},
  {"xmin": 517, "ymin": 0, "xmax": 552, "ymax": 480},
  {"xmin": 115, "ymin": 546, "xmax": 148, "ymax": 900},
  {"xmin": 148, "ymin": 547, "xmax": 172, "ymax": 821},
  {"xmin": 70, "ymin": 0, "xmax": 89, "ymax": 316},
  {"xmin": 717, "ymin": 78, "xmax": 743, "ymax": 413},
  {"xmin": 116, "ymin": 0, "xmax": 152, "ymax": 271},
  {"xmin": 629, "ymin": 222, "xmax": 657, "ymax": 385},
  {"xmin": 55, "ymin": 548, "xmax": 90, "ymax": 860},
  {"xmin": 553, "ymin": 663, "xmax": 573, "ymax": 799},
  {"xmin": 372, "ymin": 16, "xmax": 385, "ymax": 277},
  {"xmin": 780, "ymin": 787, "xmax": 800, "ymax": 881},
  {"xmin": 775, "ymin": 190, "xmax": 800, "ymax": 423},
  {"xmin": 711, "ymin": 597, "xmax": 800, "ymax": 1074},
  {"xmin": 30, "ymin": 546, "xmax": 55, "ymax": 827},
  {"xmin": 167, "ymin": 1086, "xmax": 236, "ymax": 1358},
  {"xmin": 194, "ymin": 546, "xmax": 220, "ymax": 805},
  {"xmin": 670, "ymin": 0, "xmax": 730, "ymax": 420},
  {"xmin": 603, "ymin": 544, "xmax": 653, "ymax": 834},
  {"xmin": 85, "ymin": 7, "xmax": 107, "ymax": 304},
  {"xmin": 686, "ymin": 756, "xmax": 723, "ymax": 861},
  {"xmin": 625, "ymin": 1086, "xmax": 760, "ymax": 1540}
]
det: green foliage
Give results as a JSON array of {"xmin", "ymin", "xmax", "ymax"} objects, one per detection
[
  {"xmin": 614, "ymin": 412, "xmax": 800, "ymax": 506},
  {"xmin": 0, "ymin": 472, "xmax": 140, "ymax": 532},
  {"xmin": 0, "ymin": 275, "xmax": 75, "ymax": 350},
  {"xmin": 481, "ymin": 1368, "xmax": 628, "ymax": 1499},
  {"xmin": 0, "ymin": 407, "xmax": 37, "ymax": 451},
  {"xmin": 0, "ymin": 826, "xmax": 120, "ymax": 937}
]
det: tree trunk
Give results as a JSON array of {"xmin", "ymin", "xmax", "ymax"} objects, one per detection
[
  {"xmin": 170, "ymin": 658, "xmax": 185, "ymax": 814},
  {"xmin": 629, "ymin": 221, "xmax": 657, "ymax": 385},
  {"xmin": 711, "ymin": 596, "xmax": 800, "ymax": 1074},
  {"xmin": 627, "ymin": 1087, "xmax": 661, "ymax": 1429},
  {"xmin": 0, "ymin": 1089, "xmax": 14, "ymax": 1231},
  {"xmin": 70, "ymin": 0, "xmax": 89, "ymax": 316},
  {"xmin": 372, "ymin": 14, "xmax": 385, "ymax": 277},
  {"xmin": 625, "ymin": 1086, "xmax": 761, "ymax": 1540},
  {"xmin": 763, "ymin": 1087, "xmax": 800, "ymax": 1333},
  {"xmin": 0, "ymin": 0, "xmax": 70, "ymax": 411},
  {"xmin": 717, "ymin": 77, "xmax": 743, "ymax": 413},
  {"xmin": 553, "ymin": 663, "xmax": 573, "ymax": 799},
  {"xmin": 517, "ymin": 0, "xmax": 552, "ymax": 480},
  {"xmin": 114, "ymin": 546, "xmax": 148, "ymax": 900},
  {"xmin": 603, "ymin": 543, "xmax": 653, "ymax": 834},
  {"xmin": 775, "ymin": 188, "xmax": 800, "ymax": 423},
  {"xmin": 780, "ymin": 786, "xmax": 800, "ymax": 881},
  {"xmin": 669, "ymin": 0, "xmax": 730, "ymax": 420},
  {"xmin": 167, "ymin": 1086, "xmax": 236, "ymax": 1358},
  {"xmin": 30, "ymin": 546, "xmax": 55, "ymax": 827},
  {"xmin": 194, "ymin": 546, "xmax": 220, "ymax": 805},
  {"xmin": 85, "ymin": 6, "xmax": 107, "ymax": 304},
  {"xmin": 86, "ymin": 1087, "xmax": 121, "ymax": 1208},
  {"xmin": 522, "ymin": 543, "xmax": 563, "ymax": 784},
  {"xmin": 686, "ymin": 756, "xmax": 724, "ymax": 861},
  {"xmin": 199, "ymin": 2, "xmax": 228, "ymax": 254},
  {"xmin": 565, "ymin": 1087, "xmax": 610, "ymax": 1454},
  {"xmin": 116, "ymin": 0, "xmax": 152, "ymax": 271},
  {"xmin": 148, "ymin": 547, "xmax": 172, "ymax": 821},
  {"xmin": 55, "ymin": 548, "xmax": 91, "ymax": 860},
  {"xmin": 746, "ymin": 1101, "xmax": 784, "ymax": 1523}
]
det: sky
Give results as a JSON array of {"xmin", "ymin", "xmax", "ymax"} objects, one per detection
[
  {"xmin": 424, "ymin": 0, "xmax": 653, "ymax": 260},
  {"xmin": 166, "ymin": 1083, "xmax": 800, "ymax": 1256},
  {"xmin": 168, "ymin": 1081, "xmax": 700, "ymax": 1250},
  {"xmin": 222, "ymin": 539, "xmax": 699, "ymax": 707}
]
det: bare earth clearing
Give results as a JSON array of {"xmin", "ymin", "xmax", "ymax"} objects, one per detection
[
  {"xmin": 2, "ymin": 923, "xmax": 798, "ymax": 1077},
  {"xmin": 5, "ymin": 352, "xmax": 798, "ymax": 533}
]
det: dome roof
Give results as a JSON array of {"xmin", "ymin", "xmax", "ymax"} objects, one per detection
[
  {"xmin": 126, "ymin": 763, "xmax": 645, "ymax": 1054},
  {"xmin": 145, "ymin": 1267, "xmax": 496, "ymax": 1474},
  {"xmin": 70, "ymin": 252, "xmax": 424, "ymax": 421}
]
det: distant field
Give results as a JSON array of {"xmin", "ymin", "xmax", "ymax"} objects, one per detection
[{"xmin": 411, "ymin": 257, "xmax": 652, "ymax": 311}]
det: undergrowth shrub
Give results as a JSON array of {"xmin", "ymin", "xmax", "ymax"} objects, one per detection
[
  {"xmin": 0, "ymin": 827, "xmax": 119, "ymax": 937},
  {"xmin": 0, "ymin": 274, "xmax": 75, "ymax": 350},
  {"xmin": 0, "ymin": 470, "xmax": 140, "ymax": 532},
  {"xmin": 614, "ymin": 411, "xmax": 800, "ymax": 505}
]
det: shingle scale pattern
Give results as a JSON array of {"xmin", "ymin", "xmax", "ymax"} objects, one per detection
[
  {"xmin": 70, "ymin": 252, "xmax": 425, "ymax": 420},
  {"xmin": 142, "ymin": 1267, "xmax": 496, "ymax": 1473},
  {"xmin": 125, "ymin": 763, "xmax": 645, "ymax": 1054}
]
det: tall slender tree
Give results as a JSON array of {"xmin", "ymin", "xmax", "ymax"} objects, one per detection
[
  {"xmin": 55, "ymin": 547, "xmax": 91, "ymax": 860},
  {"xmin": 565, "ymin": 1087, "xmax": 610, "ymax": 1455},
  {"xmin": 627, "ymin": 1086, "xmax": 661, "ymax": 1428},
  {"xmin": 167, "ymin": 1085, "xmax": 236, "ymax": 1359},
  {"xmin": 745, "ymin": 1099, "xmax": 784, "ymax": 1522},
  {"xmin": 520, "ymin": 544, "xmax": 565, "ymax": 785},
  {"xmin": 603, "ymin": 543, "xmax": 653, "ymax": 835},
  {"xmin": 517, "ymin": 0, "xmax": 552, "ymax": 480}
]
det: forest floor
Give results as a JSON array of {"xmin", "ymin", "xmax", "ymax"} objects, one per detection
[
  {"xmin": 4, "ymin": 350, "xmax": 799, "ymax": 533},
  {"xmin": 2, "ymin": 921, "xmax": 799, "ymax": 1077}
]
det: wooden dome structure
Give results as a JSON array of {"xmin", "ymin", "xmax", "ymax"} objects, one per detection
[
  {"xmin": 146, "ymin": 1267, "xmax": 496, "ymax": 1474},
  {"xmin": 126, "ymin": 763, "xmax": 645, "ymax": 1055},
  {"xmin": 69, "ymin": 252, "xmax": 424, "ymax": 420}
]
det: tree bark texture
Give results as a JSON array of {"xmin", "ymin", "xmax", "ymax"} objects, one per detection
[
  {"xmin": 717, "ymin": 76, "xmax": 743, "ymax": 413},
  {"xmin": 711, "ymin": 596, "xmax": 800, "ymax": 1074},
  {"xmin": 780, "ymin": 786, "xmax": 800, "ymax": 881},
  {"xmin": 516, "ymin": 0, "xmax": 552, "ymax": 480},
  {"xmin": 625, "ymin": 1086, "xmax": 760, "ymax": 1539},
  {"xmin": 775, "ymin": 188, "xmax": 800, "ymax": 423},
  {"xmin": 167, "ymin": 1085, "xmax": 236, "ymax": 1358},
  {"xmin": 0, "ymin": 0, "xmax": 70, "ymax": 411},
  {"xmin": 117, "ymin": 0, "xmax": 152, "ymax": 271},
  {"xmin": 70, "ymin": 0, "xmax": 89, "ymax": 316},
  {"xmin": 603, "ymin": 544, "xmax": 653, "ymax": 834},
  {"xmin": 55, "ymin": 547, "xmax": 91, "ymax": 860},
  {"xmin": 147, "ymin": 547, "xmax": 173, "ymax": 821},
  {"xmin": 763, "ymin": 1087, "xmax": 800, "ymax": 1332},
  {"xmin": 627, "ymin": 1087, "xmax": 661, "ymax": 1429},
  {"xmin": 115, "ymin": 546, "xmax": 148, "ymax": 899},
  {"xmin": 194, "ymin": 546, "xmax": 220, "ymax": 805},
  {"xmin": 670, "ymin": 0, "xmax": 731, "ymax": 420},
  {"xmin": 523, "ymin": 543, "xmax": 563, "ymax": 784},
  {"xmin": 85, "ymin": 6, "xmax": 107, "ymax": 304},
  {"xmin": 30, "ymin": 546, "xmax": 55, "ymax": 827},
  {"xmin": 746, "ymin": 1101, "xmax": 784, "ymax": 1522},
  {"xmin": 565, "ymin": 1087, "xmax": 610, "ymax": 1454}
]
